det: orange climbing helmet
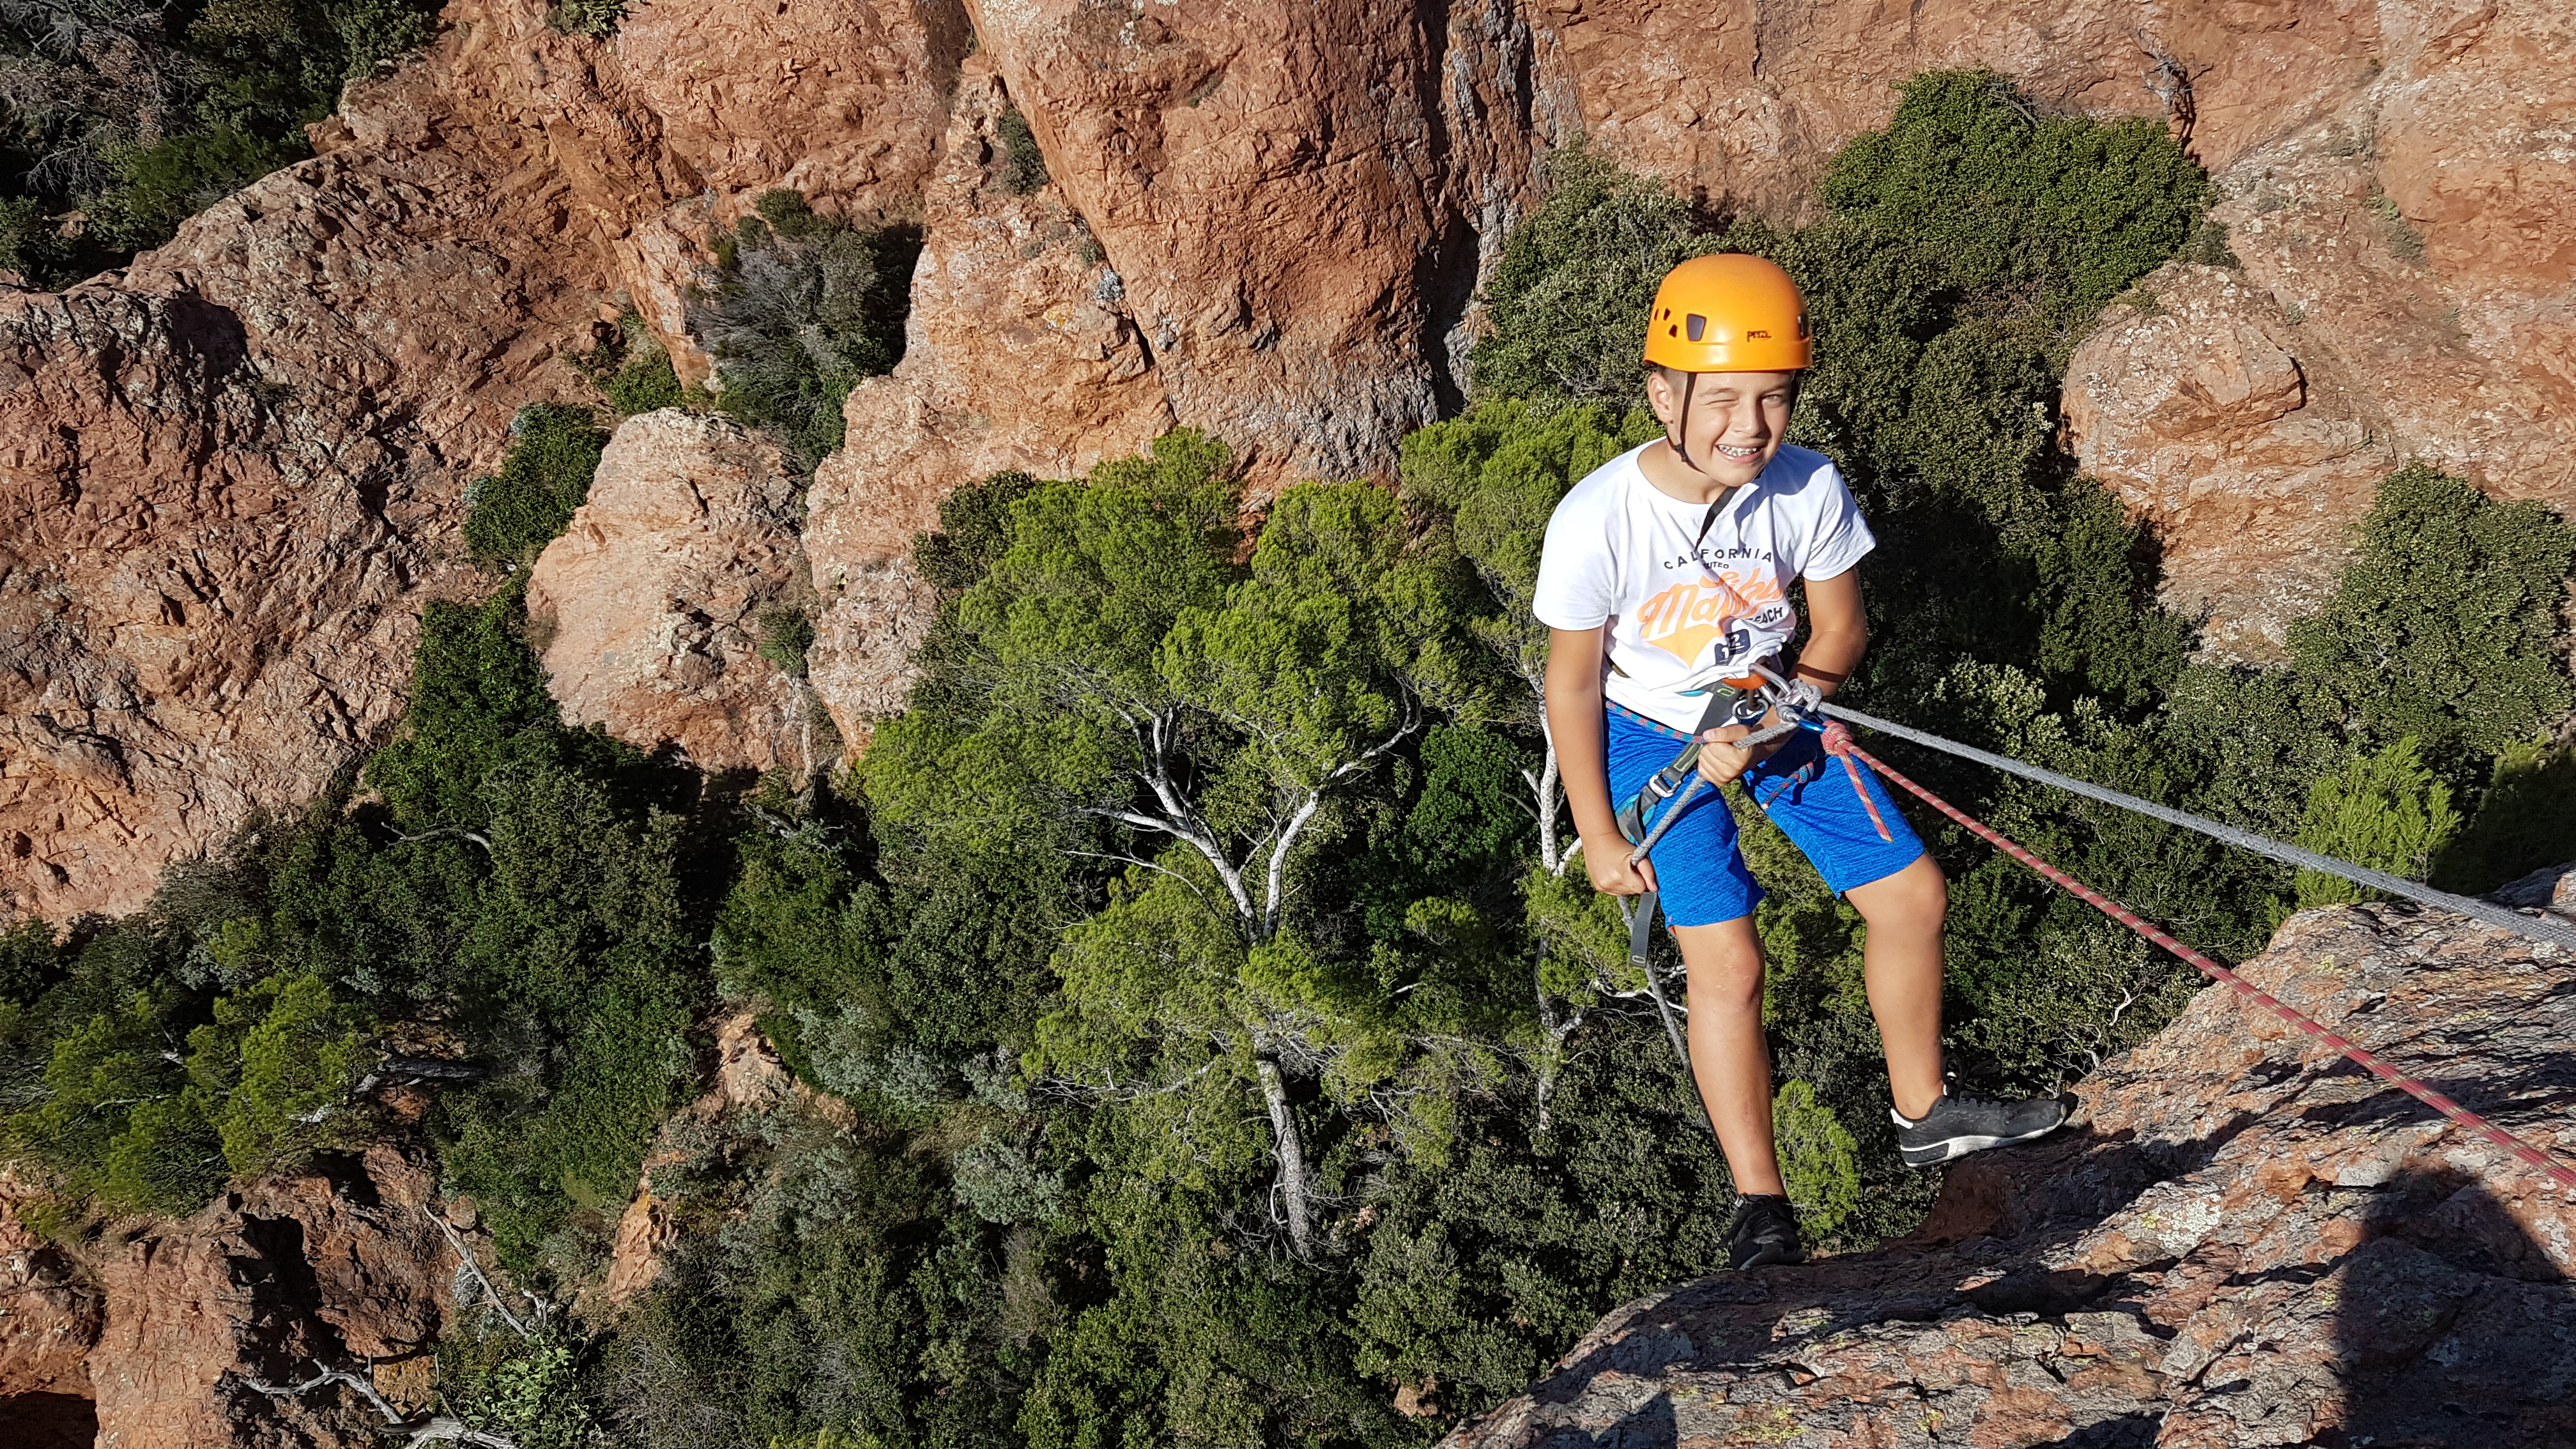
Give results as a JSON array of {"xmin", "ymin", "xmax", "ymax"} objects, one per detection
[{"xmin": 1642, "ymin": 254, "xmax": 1811, "ymax": 373}]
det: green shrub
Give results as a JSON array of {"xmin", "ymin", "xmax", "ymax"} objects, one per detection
[
  {"xmin": 996, "ymin": 105, "xmax": 1049, "ymax": 195},
  {"xmin": 2, "ymin": 0, "xmax": 443, "ymax": 277},
  {"xmin": 756, "ymin": 607, "xmax": 815, "ymax": 678},
  {"xmin": 2284, "ymin": 465, "xmax": 2575, "ymax": 772},
  {"xmin": 1468, "ymin": 145, "xmax": 1705, "ymax": 403},
  {"xmin": 351, "ymin": 588, "xmax": 700, "ymax": 1273},
  {"xmin": 0, "ymin": 199, "xmax": 103, "ymax": 291},
  {"xmin": 691, "ymin": 190, "xmax": 920, "ymax": 475},
  {"xmin": 1815, "ymin": 70, "xmax": 2210, "ymax": 356},
  {"xmin": 1772, "ymin": 1078, "xmax": 1862, "ymax": 1245},
  {"xmin": 2438, "ymin": 742, "xmax": 2576, "ymax": 892},
  {"xmin": 1342, "ymin": 1021, "xmax": 1733, "ymax": 1420},
  {"xmin": 461, "ymin": 405, "xmax": 611, "ymax": 571},
  {"xmin": 546, "ymin": 0, "xmax": 626, "ymax": 38},
  {"xmin": 87, "ymin": 128, "xmax": 305, "ymax": 254},
  {"xmin": 2294, "ymin": 738, "xmax": 2461, "ymax": 907},
  {"xmin": 365, "ymin": 584, "xmax": 624, "ymax": 827},
  {"xmin": 440, "ymin": 1324, "xmax": 597, "ymax": 1449},
  {"xmin": 568, "ymin": 311, "xmax": 687, "ymax": 415},
  {"xmin": 330, "ymin": 0, "xmax": 442, "ymax": 77},
  {"xmin": 593, "ymin": 1095, "xmax": 1027, "ymax": 1447},
  {"xmin": 0, "ymin": 919, "xmax": 67, "ymax": 1008}
]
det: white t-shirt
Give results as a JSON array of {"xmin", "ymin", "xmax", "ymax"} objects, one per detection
[{"xmin": 1532, "ymin": 442, "xmax": 1874, "ymax": 734}]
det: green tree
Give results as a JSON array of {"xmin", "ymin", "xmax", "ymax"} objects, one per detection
[
  {"xmin": 2285, "ymin": 466, "xmax": 2576, "ymax": 772},
  {"xmin": 1399, "ymin": 399, "xmax": 1660, "ymax": 871},
  {"xmin": 2294, "ymin": 737, "xmax": 2462, "ymax": 908},
  {"xmin": 187, "ymin": 970, "xmax": 379, "ymax": 1179},
  {"xmin": 1468, "ymin": 144, "xmax": 1707, "ymax": 402},
  {"xmin": 10, "ymin": 985, "xmax": 222, "ymax": 1215},
  {"xmin": 871, "ymin": 434, "xmax": 1471, "ymax": 946},
  {"xmin": 873, "ymin": 434, "xmax": 1489, "ymax": 1259}
]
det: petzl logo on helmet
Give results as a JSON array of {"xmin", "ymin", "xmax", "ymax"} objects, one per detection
[{"xmin": 1634, "ymin": 572, "xmax": 1784, "ymax": 664}]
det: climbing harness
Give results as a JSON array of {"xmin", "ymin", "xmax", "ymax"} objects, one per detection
[
  {"xmin": 1611, "ymin": 661, "xmax": 2576, "ymax": 1189},
  {"xmin": 1613, "ymin": 666, "xmax": 1848, "ymax": 1070}
]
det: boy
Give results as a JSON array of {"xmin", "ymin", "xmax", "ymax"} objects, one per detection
[{"xmin": 1533, "ymin": 255, "xmax": 2065, "ymax": 1270}]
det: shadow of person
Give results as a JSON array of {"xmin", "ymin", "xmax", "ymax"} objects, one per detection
[
  {"xmin": 1561, "ymin": 1392, "xmax": 1676, "ymax": 1448},
  {"xmin": 2327, "ymin": 1168, "xmax": 2574, "ymax": 1446}
]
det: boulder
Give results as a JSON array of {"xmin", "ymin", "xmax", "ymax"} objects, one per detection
[
  {"xmin": 529, "ymin": 410, "xmax": 825, "ymax": 776},
  {"xmin": 1443, "ymin": 896, "xmax": 2576, "ymax": 1445},
  {"xmin": 0, "ymin": 1146, "xmax": 457, "ymax": 1449},
  {"xmin": 2064, "ymin": 266, "xmax": 2390, "ymax": 657},
  {"xmin": 2063, "ymin": 0, "xmax": 2576, "ymax": 657}
]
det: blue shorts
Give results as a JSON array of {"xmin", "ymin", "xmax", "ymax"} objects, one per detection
[{"xmin": 1605, "ymin": 706, "xmax": 1926, "ymax": 927}]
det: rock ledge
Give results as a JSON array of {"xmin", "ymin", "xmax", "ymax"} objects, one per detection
[{"xmin": 1445, "ymin": 889, "xmax": 2576, "ymax": 1446}]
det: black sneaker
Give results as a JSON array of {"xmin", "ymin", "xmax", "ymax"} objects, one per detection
[
  {"xmin": 1892, "ymin": 1092, "xmax": 2066, "ymax": 1166},
  {"xmin": 1727, "ymin": 1193, "xmax": 1805, "ymax": 1269}
]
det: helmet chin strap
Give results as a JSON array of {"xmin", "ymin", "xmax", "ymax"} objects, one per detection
[{"xmin": 1669, "ymin": 371, "xmax": 1698, "ymax": 471}]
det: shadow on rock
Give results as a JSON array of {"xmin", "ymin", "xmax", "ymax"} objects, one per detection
[
  {"xmin": 2326, "ymin": 1169, "xmax": 2575, "ymax": 1447},
  {"xmin": 2043, "ymin": 1413, "xmax": 2160, "ymax": 1448},
  {"xmin": 0, "ymin": 1393, "xmax": 98, "ymax": 1449},
  {"xmin": 1538, "ymin": 1393, "xmax": 1675, "ymax": 1449}
]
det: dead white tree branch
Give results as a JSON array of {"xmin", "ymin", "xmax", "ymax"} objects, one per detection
[
  {"xmin": 243, "ymin": 1365, "xmax": 520, "ymax": 1449},
  {"xmin": 427, "ymin": 1208, "xmax": 529, "ymax": 1340}
]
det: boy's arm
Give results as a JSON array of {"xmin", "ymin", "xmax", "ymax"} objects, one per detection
[
  {"xmin": 1545, "ymin": 625, "xmax": 1656, "ymax": 896},
  {"xmin": 1790, "ymin": 569, "xmax": 1869, "ymax": 697}
]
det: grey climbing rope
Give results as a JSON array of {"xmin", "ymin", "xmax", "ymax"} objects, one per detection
[{"xmin": 1819, "ymin": 700, "xmax": 2576, "ymax": 954}]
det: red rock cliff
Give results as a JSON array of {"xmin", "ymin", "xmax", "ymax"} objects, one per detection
[
  {"xmin": 1, "ymin": 1147, "xmax": 457, "ymax": 1449},
  {"xmin": 2, "ymin": 0, "xmax": 967, "ymax": 921},
  {"xmin": 8, "ymin": 0, "xmax": 2569, "ymax": 904}
]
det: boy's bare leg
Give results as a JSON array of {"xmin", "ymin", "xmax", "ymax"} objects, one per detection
[
  {"xmin": 1843, "ymin": 854, "xmax": 1949, "ymax": 1120},
  {"xmin": 1671, "ymin": 917, "xmax": 1786, "ymax": 1196}
]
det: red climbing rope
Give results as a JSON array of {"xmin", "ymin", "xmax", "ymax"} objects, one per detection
[{"xmin": 1834, "ymin": 733, "xmax": 2576, "ymax": 1193}]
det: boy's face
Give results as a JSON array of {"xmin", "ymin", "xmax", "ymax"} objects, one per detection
[{"xmin": 1646, "ymin": 368, "xmax": 1798, "ymax": 489}]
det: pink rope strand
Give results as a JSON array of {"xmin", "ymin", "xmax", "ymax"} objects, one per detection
[{"xmin": 1834, "ymin": 735, "xmax": 2576, "ymax": 1193}]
